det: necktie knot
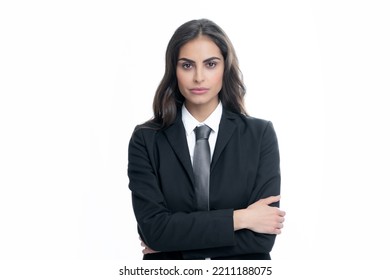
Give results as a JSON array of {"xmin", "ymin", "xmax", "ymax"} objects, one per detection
[{"xmin": 195, "ymin": 125, "xmax": 212, "ymax": 141}]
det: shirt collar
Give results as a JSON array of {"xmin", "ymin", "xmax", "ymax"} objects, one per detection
[{"xmin": 181, "ymin": 102, "xmax": 222, "ymax": 136}]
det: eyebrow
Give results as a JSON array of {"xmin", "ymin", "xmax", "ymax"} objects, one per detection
[{"xmin": 177, "ymin": 57, "xmax": 222, "ymax": 63}]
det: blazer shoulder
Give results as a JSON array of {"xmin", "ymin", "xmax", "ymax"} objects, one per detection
[
  {"xmin": 229, "ymin": 114, "xmax": 277, "ymax": 144},
  {"xmin": 236, "ymin": 114, "xmax": 274, "ymax": 131},
  {"xmin": 131, "ymin": 119, "xmax": 161, "ymax": 135},
  {"xmin": 129, "ymin": 121, "xmax": 161, "ymax": 148},
  {"xmin": 243, "ymin": 115, "xmax": 270, "ymax": 126},
  {"xmin": 235, "ymin": 115, "xmax": 279, "ymax": 155}
]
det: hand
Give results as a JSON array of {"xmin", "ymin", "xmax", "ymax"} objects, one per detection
[
  {"xmin": 139, "ymin": 237, "xmax": 159, "ymax": 254},
  {"xmin": 234, "ymin": 195, "xmax": 286, "ymax": 234}
]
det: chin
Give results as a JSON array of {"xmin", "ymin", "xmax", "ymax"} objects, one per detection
[{"xmin": 187, "ymin": 97, "xmax": 211, "ymax": 105}]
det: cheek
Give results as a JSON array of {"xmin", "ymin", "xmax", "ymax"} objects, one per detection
[
  {"xmin": 176, "ymin": 70, "xmax": 189, "ymax": 86},
  {"xmin": 176, "ymin": 71, "xmax": 189, "ymax": 95},
  {"xmin": 210, "ymin": 70, "xmax": 224, "ymax": 87}
]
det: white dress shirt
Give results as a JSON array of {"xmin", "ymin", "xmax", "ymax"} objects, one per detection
[
  {"xmin": 181, "ymin": 102, "xmax": 222, "ymax": 260},
  {"xmin": 181, "ymin": 102, "xmax": 222, "ymax": 165}
]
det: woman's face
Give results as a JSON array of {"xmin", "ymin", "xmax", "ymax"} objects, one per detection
[{"xmin": 176, "ymin": 35, "xmax": 224, "ymax": 114}]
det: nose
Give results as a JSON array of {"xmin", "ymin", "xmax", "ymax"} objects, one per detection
[{"xmin": 194, "ymin": 67, "xmax": 204, "ymax": 83}]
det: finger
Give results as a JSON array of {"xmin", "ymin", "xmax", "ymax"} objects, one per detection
[
  {"xmin": 143, "ymin": 247, "xmax": 158, "ymax": 254},
  {"xmin": 143, "ymin": 247, "xmax": 151, "ymax": 254},
  {"xmin": 260, "ymin": 195, "xmax": 281, "ymax": 205},
  {"xmin": 272, "ymin": 219, "xmax": 284, "ymax": 229},
  {"xmin": 276, "ymin": 210, "xmax": 286, "ymax": 217}
]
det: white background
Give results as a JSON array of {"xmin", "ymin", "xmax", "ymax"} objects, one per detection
[{"xmin": 1, "ymin": 0, "xmax": 390, "ymax": 263}]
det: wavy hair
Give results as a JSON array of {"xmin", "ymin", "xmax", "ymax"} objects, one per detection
[{"xmin": 152, "ymin": 19, "xmax": 247, "ymax": 128}]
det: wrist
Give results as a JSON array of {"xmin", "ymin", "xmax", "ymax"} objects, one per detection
[{"xmin": 233, "ymin": 209, "xmax": 247, "ymax": 231}]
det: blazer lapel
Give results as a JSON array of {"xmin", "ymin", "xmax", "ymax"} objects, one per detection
[
  {"xmin": 211, "ymin": 110, "xmax": 237, "ymax": 172},
  {"xmin": 163, "ymin": 117, "xmax": 195, "ymax": 185}
]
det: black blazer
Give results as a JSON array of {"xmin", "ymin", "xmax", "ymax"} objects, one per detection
[{"xmin": 128, "ymin": 109, "xmax": 281, "ymax": 259}]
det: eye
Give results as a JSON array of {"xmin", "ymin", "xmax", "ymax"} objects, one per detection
[
  {"xmin": 206, "ymin": 61, "xmax": 217, "ymax": 68},
  {"xmin": 182, "ymin": 62, "xmax": 192, "ymax": 69}
]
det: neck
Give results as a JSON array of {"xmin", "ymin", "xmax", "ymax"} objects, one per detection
[{"xmin": 185, "ymin": 101, "xmax": 219, "ymax": 122}]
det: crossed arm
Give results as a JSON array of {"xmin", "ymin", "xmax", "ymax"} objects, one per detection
[{"xmin": 141, "ymin": 196, "xmax": 285, "ymax": 254}]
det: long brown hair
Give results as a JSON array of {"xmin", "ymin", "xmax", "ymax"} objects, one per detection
[{"xmin": 152, "ymin": 19, "xmax": 247, "ymax": 128}]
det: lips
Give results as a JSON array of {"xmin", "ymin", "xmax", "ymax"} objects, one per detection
[{"xmin": 190, "ymin": 87, "xmax": 209, "ymax": 95}]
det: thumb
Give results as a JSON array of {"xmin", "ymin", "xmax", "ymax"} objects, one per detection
[{"xmin": 259, "ymin": 195, "xmax": 281, "ymax": 205}]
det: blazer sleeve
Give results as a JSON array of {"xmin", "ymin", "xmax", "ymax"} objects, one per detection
[
  {"xmin": 183, "ymin": 121, "xmax": 281, "ymax": 259},
  {"xmin": 128, "ymin": 126, "xmax": 235, "ymax": 252}
]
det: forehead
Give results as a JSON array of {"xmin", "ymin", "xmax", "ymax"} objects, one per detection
[{"xmin": 178, "ymin": 35, "xmax": 222, "ymax": 59}]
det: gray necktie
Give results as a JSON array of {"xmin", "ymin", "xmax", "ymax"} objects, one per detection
[{"xmin": 193, "ymin": 125, "xmax": 212, "ymax": 211}]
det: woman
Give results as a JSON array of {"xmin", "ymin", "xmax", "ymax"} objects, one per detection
[{"xmin": 128, "ymin": 19, "xmax": 285, "ymax": 260}]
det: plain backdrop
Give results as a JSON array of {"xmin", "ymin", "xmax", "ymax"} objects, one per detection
[{"xmin": 1, "ymin": 0, "xmax": 389, "ymax": 261}]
